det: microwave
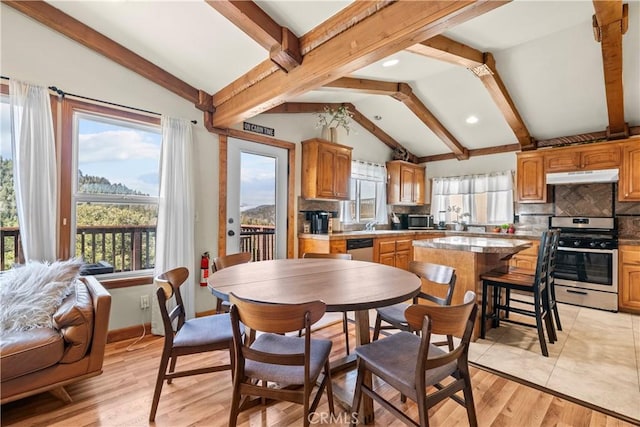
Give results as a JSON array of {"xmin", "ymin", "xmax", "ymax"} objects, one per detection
[{"xmin": 407, "ymin": 214, "xmax": 434, "ymax": 229}]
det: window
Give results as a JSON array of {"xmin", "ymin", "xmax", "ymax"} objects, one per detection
[
  {"xmin": 341, "ymin": 161, "xmax": 387, "ymax": 224},
  {"xmin": 63, "ymin": 101, "xmax": 161, "ymax": 275},
  {"xmin": 430, "ymin": 171, "xmax": 514, "ymax": 225},
  {"xmin": 0, "ymin": 93, "xmax": 20, "ymax": 270}
]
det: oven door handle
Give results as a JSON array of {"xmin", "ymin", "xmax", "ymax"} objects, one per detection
[
  {"xmin": 566, "ymin": 289, "xmax": 589, "ymax": 296},
  {"xmin": 557, "ymin": 247, "xmax": 617, "ymax": 254}
]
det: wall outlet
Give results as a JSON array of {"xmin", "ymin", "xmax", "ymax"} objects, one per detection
[{"xmin": 140, "ymin": 295, "xmax": 150, "ymax": 310}]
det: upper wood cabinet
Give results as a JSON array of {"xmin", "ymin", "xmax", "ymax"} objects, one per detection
[
  {"xmin": 386, "ymin": 160, "xmax": 426, "ymax": 205},
  {"xmin": 301, "ymin": 138, "xmax": 352, "ymax": 200},
  {"xmin": 545, "ymin": 143, "xmax": 621, "ymax": 172},
  {"xmin": 620, "ymin": 140, "xmax": 640, "ymax": 201},
  {"xmin": 516, "ymin": 152, "xmax": 548, "ymax": 203}
]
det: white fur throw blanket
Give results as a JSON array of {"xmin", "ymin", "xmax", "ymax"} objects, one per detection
[{"xmin": 0, "ymin": 258, "xmax": 83, "ymax": 335}]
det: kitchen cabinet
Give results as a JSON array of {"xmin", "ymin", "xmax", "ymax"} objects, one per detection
[
  {"xmin": 509, "ymin": 239, "xmax": 539, "ymax": 272},
  {"xmin": 386, "ymin": 161, "xmax": 426, "ymax": 205},
  {"xmin": 619, "ymin": 140, "xmax": 640, "ymax": 201},
  {"xmin": 375, "ymin": 237, "xmax": 412, "ymax": 270},
  {"xmin": 516, "ymin": 152, "xmax": 548, "ymax": 203},
  {"xmin": 301, "ymin": 138, "xmax": 352, "ymax": 200},
  {"xmin": 545, "ymin": 143, "xmax": 621, "ymax": 172},
  {"xmin": 619, "ymin": 245, "xmax": 640, "ymax": 314},
  {"xmin": 297, "ymin": 237, "xmax": 346, "ymax": 258}
]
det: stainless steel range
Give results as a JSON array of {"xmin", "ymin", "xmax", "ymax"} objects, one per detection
[{"xmin": 550, "ymin": 217, "xmax": 618, "ymax": 312}]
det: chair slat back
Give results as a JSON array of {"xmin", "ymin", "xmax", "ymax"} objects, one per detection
[
  {"xmin": 405, "ymin": 291, "xmax": 476, "ymax": 338},
  {"xmin": 547, "ymin": 229, "xmax": 560, "ymax": 278},
  {"xmin": 154, "ymin": 267, "xmax": 189, "ymax": 333},
  {"xmin": 534, "ymin": 231, "xmax": 552, "ymax": 287},
  {"xmin": 229, "ymin": 293, "xmax": 326, "ymax": 334},
  {"xmin": 303, "ymin": 253, "xmax": 352, "ymax": 260},
  {"xmin": 409, "ymin": 261, "xmax": 456, "ymax": 306},
  {"xmin": 213, "ymin": 252, "xmax": 251, "ymax": 272}
]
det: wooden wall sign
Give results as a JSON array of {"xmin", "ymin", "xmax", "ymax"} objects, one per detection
[{"xmin": 243, "ymin": 122, "xmax": 275, "ymax": 136}]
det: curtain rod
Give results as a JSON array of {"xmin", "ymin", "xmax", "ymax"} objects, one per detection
[
  {"xmin": 0, "ymin": 76, "xmax": 196, "ymax": 124},
  {"xmin": 48, "ymin": 86, "xmax": 197, "ymax": 125}
]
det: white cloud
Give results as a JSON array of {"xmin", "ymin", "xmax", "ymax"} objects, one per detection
[{"xmin": 79, "ymin": 130, "xmax": 159, "ymax": 163}]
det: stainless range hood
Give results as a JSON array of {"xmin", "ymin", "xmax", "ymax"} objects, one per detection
[{"xmin": 546, "ymin": 168, "xmax": 619, "ymax": 185}]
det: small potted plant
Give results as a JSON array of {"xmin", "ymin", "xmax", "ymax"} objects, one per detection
[{"xmin": 316, "ymin": 105, "xmax": 353, "ymax": 142}]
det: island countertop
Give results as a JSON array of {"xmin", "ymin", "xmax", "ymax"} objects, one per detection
[{"xmin": 413, "ymin": 236, "xmax": 532, "ymax": 254}]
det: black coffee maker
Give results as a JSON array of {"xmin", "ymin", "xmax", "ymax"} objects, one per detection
[{"xmin": 303, "ymin": 211, "xmax": 330, "ymax": 234}]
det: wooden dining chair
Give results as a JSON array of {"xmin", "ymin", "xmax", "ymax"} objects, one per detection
[
  {"xmin": 302, "ymin": 252, "xmax": 353, "ymax": 354},
  {"xmin": 480, "ymin": 230, "xmax": 556, "ymax": 356},
  {"xmin": 350, "ymin": 291, "xmax": 478, "ymax": 427},
  {"xmin": 228, "ymin": 292, "xmax": 334, "ymax": 427},
  {"xmin": 372, "ymin": 261, "xmax": 456, "ymax": 349},
  {"xmin": 212, "ymin": 252, "xmax": 252, "ymax": 313},
  {"xmin": 149, "ymin": 267, "xmax": 238, "ymax": 421}
]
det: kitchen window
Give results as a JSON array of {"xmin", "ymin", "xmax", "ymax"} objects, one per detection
[
  {"xmin": 431, "ymin": 171, "xmax": 514, "ymax": 225},
  {"xmin": 340, "ymin": 160, "xmax": 387, "ymax": 224},
  {"xmin": 61, "ymin": 100, "xmax": 161, "ymax": 275}
]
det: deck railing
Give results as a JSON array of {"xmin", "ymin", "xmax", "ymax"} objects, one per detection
[{"xmin": 1, "ymin": 224, "xmax": 276, "ymax": 271}]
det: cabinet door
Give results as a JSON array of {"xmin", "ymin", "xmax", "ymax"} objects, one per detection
[
  {"xmin": 545, "ymin": 152, "xmax": 580, "ymax": 172},
  {"xmin": 413, "ymin": 166, "xmax": 426, "ymax": 204},
  {"xmin": 399, "ymin": 165, "xmax": 415, "ymax": 203},
  {"xmin": 379, "ymin": 253, "xmax": 396, "ymax": 267},
  {"xmin": 395, "ymin": 250, "xmax": 411, "ymax": 270},
  {"xmin": 517, "ymin": 154, "xmax": 547, "ymax": 203},
  {"xmin": 330, "ymin": 240, "xmax": 347, "ymax": 254},
  {"xmin": 316, "ymin": 148, "xmax": 337, "ymax": 198},
  {"xmin": 579, "ymin": 145, "xmax": 620, "ymax": 170},
  {"xmin": 620, "ymin": 247, "xmax": 640, "ymax": 313},
  {"xmin": 620, "ymin": 142, "xmax": 640, "ymax": 201},
  {"xmin": 333, "ymin": 148, "xmax": 351, "ymax": 199}
]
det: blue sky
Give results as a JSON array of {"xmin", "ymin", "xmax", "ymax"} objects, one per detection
[{"xmin": 240, "ymin": 152, "xmax": 275, "ymax": 208}]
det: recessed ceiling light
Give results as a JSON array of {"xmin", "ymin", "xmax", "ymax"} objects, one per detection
[
  {"xmin": 374, "ymin": 115, "xmax": 382, "ymax": 121},
  {"xmin": 382, "ymin": 59, "xmax": 399, "ymax": 68},
  {"xmin": 465, "ymin": 115, "xmax": 479, "ymax": 124}
]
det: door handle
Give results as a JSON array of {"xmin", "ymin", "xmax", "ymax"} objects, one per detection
[
  {"xmin": 227, "ymin": 230, "xmax": 235, "ymax": 236},
  {"xmin": 566, "ymin": 289, "xmax": 588, "ymax": 295}
]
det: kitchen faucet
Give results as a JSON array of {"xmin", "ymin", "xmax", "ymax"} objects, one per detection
[{"xmin": 364, "ymin": 220, "xmax": 377, "ymax": 231}]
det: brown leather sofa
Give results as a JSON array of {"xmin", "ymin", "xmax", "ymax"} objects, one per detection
[{"xmin": 1, "ymin": 276, "xmax": 111, "ymax": 404}]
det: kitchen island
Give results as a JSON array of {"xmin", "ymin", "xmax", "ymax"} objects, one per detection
[{"xmin": 413, "ymin": 236, "xmax": 532, "ymax": 339}]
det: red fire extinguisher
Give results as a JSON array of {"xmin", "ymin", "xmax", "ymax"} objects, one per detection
[{"xmin": 200, "ymin": 252, "xmax": 210, "ymax": 287}]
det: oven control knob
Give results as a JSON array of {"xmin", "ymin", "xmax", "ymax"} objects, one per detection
[
  {"xmin": 559, "ymin": 240, "xmax": 565, "ymax": 246},
  {"xmin": 573, "ymin": 241, "xmax": 580, "ymax": 247},
  {"xmin": 590, "ymin": 242, "xmax": 597, "ymax": 248},
  {"xmin": 600, "ymin": 242, "xmax": 608, "ymax": 248}
]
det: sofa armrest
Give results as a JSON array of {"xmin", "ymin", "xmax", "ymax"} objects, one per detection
[{"xmin": 81, "ymin": 276, "xmax": 111, "ymax": 373}]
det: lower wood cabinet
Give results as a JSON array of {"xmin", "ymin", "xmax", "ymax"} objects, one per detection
[
  {"xmin": 619, "ymin": 245, "xmax": 640, "ymax": 314},
  {"xmin": 375, "ymin": 237, "xmax": 412, "ymax": 270},
  {"xmin": 509, "ymin": 239, "xmax": 539, "ymax": 272},
  {"xmin": 298, "ymin": 238, "xmax": 346, "ymax": 258}
]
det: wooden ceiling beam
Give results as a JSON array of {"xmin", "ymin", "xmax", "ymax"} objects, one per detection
[
  {"xmin": 213, "ymin": 60, "xmax": 280, "ymax": 107},
  {"xmin": 211, "ymin": 0, "xmax": 508, "ymax": 128},
  {"xmin": 392, "ymin": 83, "xmax": 469, "ymax": 160},
  {"xmin": 263, "ymin": 102, "xmax": 418, "ymax": 162},
  {"xmin": 407, "ymin": 34, "xmax": 534, "ymax": 150},
  {"xmin": 418, "ymin": 143, "xmax": 520, "ymax": 163},
  {"xmin": 206, "ymin": 1, "xmax": 301, "ymax": 72},
  {"xmin": 4, "ymin": 0, "xmax": 206, "ymax": 106},
  {"xmin": 323, "ymin": 77, "xmax": 400, "ymax": 96},
  {"xmin": 405, "ymin": 35, "xmax": 483, "ymax": 68},
  {"xmin": 592, "ymin": 1, "xmax": 628, "ymax": 138}
]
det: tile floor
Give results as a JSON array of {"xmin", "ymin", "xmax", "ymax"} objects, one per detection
[{"xmin": 469, "ymin": 302, "xmax": 640, "ymax": 422}]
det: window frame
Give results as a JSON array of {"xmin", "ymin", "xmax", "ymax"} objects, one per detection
[{"xmin": 60, "ymin": 99, "xmax": 161, "ymax": 279}]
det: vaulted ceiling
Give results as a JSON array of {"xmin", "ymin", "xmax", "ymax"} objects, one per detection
[{"xmin": 6, "ymin": 0, "xmax": 639, "ymax": 163}]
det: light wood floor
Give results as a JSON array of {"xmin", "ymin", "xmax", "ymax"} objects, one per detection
[{"xmin": 1, "ymin": 321, "xmax": 633, "ymax": 426}]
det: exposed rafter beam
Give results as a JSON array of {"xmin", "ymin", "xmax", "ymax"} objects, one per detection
[
  {"xmin": 405, "ymin": 35, "xmax": 483, "ymax": 68},
  {"xmin": 592, "ymin": 1, "xmax": 628, "ymax": 138},
  {"xmin": 418, "ymin": 143, "xmax": 520, "ymax": 163},
  {"xmin": 2, "ymin": 0, "xmax": 213, "ymax": 110},
  {"xmin": 406, "ymin": 35, "xmax": 533, "ymax": 150},
  {"xmin": 211, "ymin": 1, "xmax": 508, "ymax": 128},
  {"xmin": 393, "ymin": 83, "xmax": 469, "ymax": 160},
  {"xmin": 263, "ymin": 102, "xmax": 418, "ymax": 162},
  {"xmin": 206, "ymin": 1, "xmax": 301, "ymax": 72},
  {"xmin": 322, "ymin": 77, "xmax": 470, "ymax": 160}
]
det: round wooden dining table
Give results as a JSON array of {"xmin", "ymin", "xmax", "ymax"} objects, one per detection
[{"xmin": 207, "ymin": 258, "xmax": 421, "ymax": 422}]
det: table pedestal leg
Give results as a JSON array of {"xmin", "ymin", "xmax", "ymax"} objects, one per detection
[{"xmin": 354, "ymin": 310, "xmax": 374, "ymax": 424}]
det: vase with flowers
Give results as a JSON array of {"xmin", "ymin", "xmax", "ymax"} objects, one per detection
[
  {"xmin": 315, "ymin": 105, "xmax": 353, "ymax": 143},
  {"xmin": 447, "ymin": 205, "xmax": 470, "ymax": 231}
]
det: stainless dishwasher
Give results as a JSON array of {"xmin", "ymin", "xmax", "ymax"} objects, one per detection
[{"xmin": 346, "ymin": 238, "xmax": 374, "ymax": 262}]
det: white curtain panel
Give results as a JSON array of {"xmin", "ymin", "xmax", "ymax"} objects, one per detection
[
  {"xmin": 9, "ymin": 80, "xmax": 57, "ymax": 263},
  {"xmin": 152, "ymin": 117, "xmax": 195, "ymax": 335},
  {"xmin": 431, "ymin": 171, "xmax": 513, "ymax": 224}
]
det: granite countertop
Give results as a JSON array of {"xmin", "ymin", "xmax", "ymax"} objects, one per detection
[
  {"xmin": 413, "ymin": 236, "xmax": 533, "ymax": 254},
  {"xmin": 299, "ymin": 229, "xmax": 542, "ymax": 240}
]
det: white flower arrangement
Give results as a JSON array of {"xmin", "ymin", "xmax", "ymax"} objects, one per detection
[{"xmin": 315, "ymin": 105, "xmax": 353, "ymax": 135}]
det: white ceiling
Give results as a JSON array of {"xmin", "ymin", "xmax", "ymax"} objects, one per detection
[{"xmin": 47, "ymin": 0, "xmax": 640, "ymax": 158}]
